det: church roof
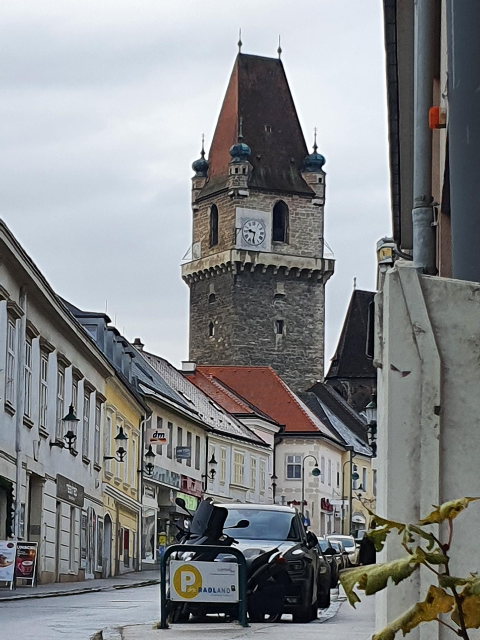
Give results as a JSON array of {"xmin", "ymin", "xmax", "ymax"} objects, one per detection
[
  {"xmin": 326, "ymin": 289, "xmax": 377, "ymax": 380},
  {"xmin": 199, "ymin": 53, "xmax": 314, "ymax": 198}
]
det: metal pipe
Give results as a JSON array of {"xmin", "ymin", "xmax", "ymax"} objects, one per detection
[
  {"xmin": 348, "ymin": 451, "xmax": 354, "ymax": 536},
  {"xmin": 447, "ymin": 0, "xmax": 480, "ymax": 282},
  {"xmin": 412, "ymin": 0, "xmax": 436, "ymax": 274}
]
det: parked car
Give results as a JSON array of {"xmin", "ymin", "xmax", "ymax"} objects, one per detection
[
  {"xmin": 327, "ymin": 539, "xmax": 350, "ymax": 571},
  {"xmin": 221, "ymin": 504, "xmax": 331, "ymax": 622},
  {"xmin": 318, "ymin": 538, "xmax": 339, "ymax": 588},
  {"xmin": 327, "ymin": 534, "xmax": 359, "ymax": 566}
]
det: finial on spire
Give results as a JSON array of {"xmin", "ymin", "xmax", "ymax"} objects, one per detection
[
  {"xmin": 238, "ymin": 29, "xmax": 242, "ymax": 53},
  {"xmin": 238, "ymin": 116, "xmax": 244, "ymax": 142},
  {"xmin": 313, "ymin": 127, "xmax": 318, "ymax": 152},
  {"xmin": 201, "ymin": 133, "xmax": 205, "ymax": 158},
  {"xmin": 277, "ymin": 35, "xmax": 282, "ymax": 59},
  {"xmin": 353, "ymin": 277, "xmax": 357, "ymax": 290}
]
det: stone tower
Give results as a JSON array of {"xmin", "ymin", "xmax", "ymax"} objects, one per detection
[{"xmin": 182, "ymin": 53, "xmax": 335, "ymax": 392}]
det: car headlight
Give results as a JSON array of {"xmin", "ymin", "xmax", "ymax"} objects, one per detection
[{"xmin": 287, "ymin": 560, "xmax": 305, "ymax": 572}]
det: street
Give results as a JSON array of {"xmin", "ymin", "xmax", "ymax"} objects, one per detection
[{"xmin": 0, "ymin": 585, "xmax": 375, "ymax": 640}]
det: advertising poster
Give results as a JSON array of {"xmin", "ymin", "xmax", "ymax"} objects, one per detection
[
  {"xmin": 0, "ymin": 541, "xmax": 17, "ymax": 584},
  {"xmin": 14, "ymin": 543, "xmax": 37, "ymax": 584},
  {"xmin": 170, "ymin": 561, "xmax": 238, "ymax": 603}
]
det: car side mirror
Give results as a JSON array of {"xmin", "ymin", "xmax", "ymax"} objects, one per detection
[
  {"xmin": 306, "ymin": 531, "xmax": 318, "ymax": 549},
  {"xmin": 175, "ymin": 497, "xmax": 187, "ymax": 510},
  {"xmin": 324, "ymin": 547, "xmax": 337, "ymax": 556},
  {"xmin": 225, "ymin": 519, "xmax": 250, "ymax": 530}
]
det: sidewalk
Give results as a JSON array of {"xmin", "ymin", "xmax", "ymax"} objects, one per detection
[{"xmin": 0, "ymin": 569, "xmax": 159, "ymax": 602}]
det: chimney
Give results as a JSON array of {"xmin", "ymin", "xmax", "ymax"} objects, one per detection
[
  {"xmin": 181, "ymin": 361, "xmax": 196, "ymax": 374},
  {"xmin": 133, "ymin": 338, "xmax": 144, "ymax": 352}
]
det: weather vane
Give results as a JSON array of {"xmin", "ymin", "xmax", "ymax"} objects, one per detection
[{"xmin": 238, "ymin": 29, "xmax": 242, "ymax": 53}]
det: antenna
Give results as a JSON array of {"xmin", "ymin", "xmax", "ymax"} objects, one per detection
[
  {"xmin": 277, "ymin": 35, "xmax": 282, "ymax": 59},
  {"xmin": 238, "ymin": 29, "xmax": 242, "ymax": 53}
]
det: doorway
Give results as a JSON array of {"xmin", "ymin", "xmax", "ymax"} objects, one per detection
[{"xmin": 103, "ymin": 514, "xmax": 112, "ymax": 578}]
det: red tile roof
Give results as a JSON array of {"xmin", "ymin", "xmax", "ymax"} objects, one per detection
[{"xmin": 194, "ymin": 366, "xmax": 340, "ymax": 441}]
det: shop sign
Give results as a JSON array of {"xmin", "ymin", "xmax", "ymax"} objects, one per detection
[
  {"xmin": 175, "ymin": 447, "xmax": 191, "ymax": 460},
  {"xmin": 0, "ymin": 541, "xmax": 16, "ymax": 584},
  {"xmin": 150, "ymin": 466, "xmax": 180, "ymax": 489},
  {"xmin": 146, "ymin": 428, "xmax": 167, "ymax": 445},
  {"xmin": 176, "ymin": 492, "xmax": 198, "ymax": 511},
  {"xmin": 14, "ymin": 542, "xmax": 37, "ymax": 585},
  {"xmin": 321, "ymin": 498, "xmax": 334, "ymax": 513},
  {"xmin": 56, "ymin": 474, "xmax": 84, "ymax": 507},
  {"xmin": 170, "ymin": 560, "xmax": 239, "ymax": 603}
]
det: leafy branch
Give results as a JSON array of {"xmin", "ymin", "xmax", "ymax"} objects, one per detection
[{"xmin": 339, "ymin": 497, "xmax": 480, "ymax": 639}]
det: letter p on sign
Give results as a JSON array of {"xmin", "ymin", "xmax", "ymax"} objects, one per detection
[{"xmin": 172, "ymin": 564, "xmax": 202, "ymax": 600}]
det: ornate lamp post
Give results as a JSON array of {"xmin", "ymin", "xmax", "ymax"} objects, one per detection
[
  {"xmin": 50, "ymin": 405, "xmax": 79, "ymax": 453},
  {"xmin": 104, "ymin": 425, "xmax": 128, "ymax": 463},
  {"xmin": 301, "ymin": 455, "xmax": 321, "ymax": 521}
]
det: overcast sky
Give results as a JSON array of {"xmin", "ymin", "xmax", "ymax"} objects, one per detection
[{"xmin": 1, "ymin": 0, "xmax": 390, "ymax": 371}]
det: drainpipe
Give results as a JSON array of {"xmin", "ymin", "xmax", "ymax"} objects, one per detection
[
  {"xmin": 412, "ymin": 0, "xmax": 436, "ymax": 274},
  {"xmin": 14, "ymin": 288, "xmax": 27, "ymax": 538},
  {"xmin": 447, "ymin": 1, "xmax": 480, "ymax": 282}
]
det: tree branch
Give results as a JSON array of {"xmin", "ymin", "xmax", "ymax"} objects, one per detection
[{"xmin": 436, "ymin": 617, "xmax": 462, "ymax": 636}]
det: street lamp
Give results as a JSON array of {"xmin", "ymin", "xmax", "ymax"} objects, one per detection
[
  {"xmin": 144, "ymin": 444, "xmax": 156, "ymax": 476},
  {"xmin": 341, "ymin": 447, "xmax": 360, "ymax": 535},
  {"xmin": 365, "ymin": 395, "xmax": 377, "ymax": 457},
  {"xmin": 301, "ymin": 455, "xmax": 321, "ymax": 520},
  {"xmin": 202, "ymin": 453, "xmax": 218, "ymax": 490},
  {"xmin": 271, "ymin": 473, "xmax": 278, "ymax": 503},
  {"xmin": 50, "ymin": 405, "xmax": 79, "ymax": 453},
  {"xmin": 104, "ymin": 426, "xmax": 128, "ymax": 463}
]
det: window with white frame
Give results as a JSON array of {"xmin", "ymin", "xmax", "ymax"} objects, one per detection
[
  {"xmin": 130, "ymin": 439, "xmax": 136, "ymax": 487},
  {"xmin": 286, "ymin": 455, "xmax": 301, "ymax": 479},
  {"xmin": 233, "ymin": 451, "xmax": 244, "ymax": 485},
  {"xmin": 56, "ymin": 366, "xmax": 65, "ymax": 440},
  {"xmin": 362, "ymin": 467, "xmax": 367, "ymax": 492},
  {"xmin": 72, "ymin": 376, "xmax": 78, "ymax": 414},
  {"xmin": 220, "ymin": 447, "xmax": 227, "ymax": 484},
  {"xmin": 6, "ymin": 318, "xmax": 16, "ymax": 406},
  {"xmin": 105, "ymin": 414, "xmax": 112, "ymax": 473},
  {"xmin": 24, "ymin": 337, "xmax": 33, "ymax": 418},
  {"xmin": 122, "ymin": 428, "xmax": 129, "ymax": 482},
  {"xmin": 82, "ymin": 393, "xmax": 90, "ymax": 460},
  {"xmin": 39, "ymin": 353, "xmax": 48, "ymax": 429},
  {"xmin": 94, "ymin": 401, "xmax": 101, "ymax": 466},
  {"xmin": 250, "ymin": 456, "xmax": 257, "ymax": 490},
  {"xmin": 260, "ymin": 459, "xmax": 266, "ymax": 493},
  {"xmin": 177, "ymin": 426, "xmax": 183, "ymax": 463},
  {"xmin": 195, "ymin": 435, "xmax": 201, "ymax": 470},
  {"xmin": 321, "ymin": 456, "xmax": 326, "ymax": 483},
  {"xmin": 186, "ymin": 431, "xmax": 192, "ymax": 467},
  {"xmin": 327, "ymin": 459, "xmax": 332, "ymax": 486}
]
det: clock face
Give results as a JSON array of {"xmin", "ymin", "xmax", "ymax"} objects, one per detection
[{"xmin": 242, "ymin": 219, "xmax": 266, "ymax": 246}]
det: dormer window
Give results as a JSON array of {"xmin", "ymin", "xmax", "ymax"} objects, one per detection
[
  {"xmin": 272, "ymin": 201, "xmax": 289, "ymax": 243},
  {"xmin": 264, "ymin": 125, "xmax": 273, "ymax": 133}
]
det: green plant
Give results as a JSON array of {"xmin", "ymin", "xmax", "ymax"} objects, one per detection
[{"xmin": 340, "ymin": 497, "xmax": 480, "ymax": 639}]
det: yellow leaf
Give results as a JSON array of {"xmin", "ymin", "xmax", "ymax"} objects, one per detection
[
  {"xmin": 367, "ymin": 515, "xmax": 406, "ymax": 552},
  {"xmin": 419, "ymin": 497, "xmax": 480, "ymax": 525},
  {"xmin": 340, "ymin": 552, "xmax": 421, "ymax": 608},
  {"xmin": 372, "ymin": 586, "xmax": 455, "ymax": 640},
  {"xmin": 451, "ymin": 577, "xmax": 480, "ymax": 629}
]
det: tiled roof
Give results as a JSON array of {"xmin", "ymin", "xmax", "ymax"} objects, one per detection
[
  {"xmin": 195, "ymin": 366, "xmax": 341, "ymax": 442},
  {"xmin": 199, "ymin": 53, "xmax": 314, "ymax": 198},
  {"xmin": 300, "ymin": 383, "xmax": 372, "ymax": 456},
  {"xmin": 326, "ymin": 289, "xmax": 377, "ymax": 380},
  {"xmin": 141, "ymin": 352, "xmax": 266, "ymax": 446}
]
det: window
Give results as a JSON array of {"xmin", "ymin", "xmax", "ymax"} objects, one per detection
[
  {"xmin": 352, "ymin": 464, "xmax": 359, "ymax": 490},
  {"xmin": 6, "ymin": 318, "xmax": 16, "ymax": 406},
  {"xmin": 260, "ymin": 459, "xmax": 266, "ymax": 493},
  {"xmin": 94, "ymin": 401, "xmax": 101, "ymax": 466},
  {"xmin": 97, "ymin": 518, "xmax": 103, "ymax": 570},
  {"xmin": 233, "ymin": 452, "xmax": 244, "ymax": 485},
  {"xmin": 208, "ymin": 293, "xmax": 216, "ymax": 304},
  {"xmin": 250, "ymin": 457, "xmax": 257, "ymax": 490},
  {"xmin": 362, "ymin": 467, "xmax": 367, "ymax": 492},
  {"xmin": 186, "ymin": 432, "xmax": 192, "ymax": 467},
  {"xmin": 264, "ymin": 125, "xmax": 273, "ymax": 133},
  {"xmin": 105, "ymin": 414, "xmax": 112, "ymax": 473},
  {"xmin": 336, "ymin": 462, "xmax": 340, "ymax": 487},
  {"xmin": 123, "ymin": 528, "xmax": 130, "ymax": 567},
  {"xmin": 177, "ymin": 426, "xmax": 183, "ymax": 463},
  {"xmin": 275, "ymin": 319, "xmax": 284, "ymax": 335},
  {"xmin": 40, "ymin": 353, "xmax": 48, "ymax": 429},
  {"xmin": 82, "ymin": 393, "xmax": 90, "ymax": 460},
  {"xmin": 220, "ymin": 447, "xmax": 227, "ymax": 484},
  {"xmin": 195, "ymin": 435, "xmax": 201, "ymax": 470},
  {"xmin": 272, "ymin": 200, "xmax": 289, "ymax": 243},
  {"xmin": 24, "ymin": 337, "xmax": 32, "ymax": 418},
  {"xmin": 373, "ymin": 469, "xmax": 377, "ymax": 497},
  {"xmin": 327, "ymin": 459, "xmax": 332, "ymax": 486},
  {"xmin": 122, "ymin": 429, "xmax": 128, "ymax": 482},
  {"xmin": 321, "ymin": 456, "xmax": 326, "ymax": 483},
  {"xmin": 156, "ymin": 416, "xmax": 163, "ymax": 455},
  {"xmin": 209, "ymin": 205, "xmax": 219, "ymax": 247},
  {"xmin": 167, "ymin": 422, "xmax": 173, "ymax": 459},
  {"xmin": 208, "ymin": 322, "xmax": 215, "ymax": 338},
  {"xmin": 56, "ymin": 366, "xmax": 65, "ymax": 440},
  {"xmin": 72, "ymin": 377, "xmax": 78, "ymax": 414},
  {"xmin": 286, "ymin": 455, "xmax": 301, "ymax": 479},
  {"xmin": 131, "ymin": 440, "xmax": 136, "ymax": 486}
]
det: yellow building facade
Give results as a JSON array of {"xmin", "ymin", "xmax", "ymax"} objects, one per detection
[
  {"xmin": 340, "ymin": 451, "xmax": 376, "ymax": 536},
  {"xmin": 102, "ymin": 376, "xmax": 146, "ymax": 576}
]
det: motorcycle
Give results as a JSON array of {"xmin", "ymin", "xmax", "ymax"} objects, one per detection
[{"xmin": 166, "ymin": 498, "xmax": 291, "ymax": 623}]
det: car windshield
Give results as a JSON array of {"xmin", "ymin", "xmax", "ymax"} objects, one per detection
[
  {"xmin": 330, "ymin": 542, "xmax": 342, "ymax": 552},
  {"xmin": 318, "ymin": 539, "xmax": 328, "ymax": 552},
  {"xmin": 330, "ymin": 536, "xmax": 355, "ymax": 549},
  {"xmin": 224, "ymin": 508, "xmax": 301, "ymax": 541}
]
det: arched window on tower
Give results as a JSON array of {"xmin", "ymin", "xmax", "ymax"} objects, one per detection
[
  {"xmin": 209, "ymin": 205, "xmax": 219, "ymax": 247},
  {"xmin": 272, "ymin": 201, "xmax": 289, "ymax": 243}
]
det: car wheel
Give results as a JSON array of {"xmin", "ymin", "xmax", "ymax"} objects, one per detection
[
  {"xmin": 317, "ymin": 583, "xmax": 331, "ymax": 609},
  {"xmin": 292, "ymin": 585, "xmax": 316, "ymax": 623}
]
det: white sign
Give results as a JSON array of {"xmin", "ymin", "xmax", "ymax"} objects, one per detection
[
  {"xmin": 0, "ymin": 541, "xmax": 17, "ymax": 583},
  {"xmin": 146, "ymin": 428, "xmax": 167, "ymax": 445},
  {"xmin": 235, "ymin": 207, "xmax": 271, "ymax": 253},
  {"xmin": 170, "ymin": 561, "xmax": 239, "ymax": 603}
]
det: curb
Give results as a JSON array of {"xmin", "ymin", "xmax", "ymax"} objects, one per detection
[{"xmin": 0, "ymin": 578, "xmax": 159, "ymax": 603}]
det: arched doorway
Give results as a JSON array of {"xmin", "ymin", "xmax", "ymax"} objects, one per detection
[{"xmin": 103, "ymin": 514, "xmax": 112, "ymax": 578}]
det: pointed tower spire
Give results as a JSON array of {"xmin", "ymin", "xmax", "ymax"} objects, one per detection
[
  {"xmin": 313, "ymin": 127, "xmax": 318, "ymax": 152},
  {"xmin": 277, "ymin": 35, "xmax": 282, "ymax": 59},
  {"xmin": 238, "ymin": 116, "xmax": 244, "ymax": 142},
  {"xmin": 238, "ymin": 29, "xmax": 242, "ymax": 54},
  {"xmin": 201, "ymin": 133, "xmax": 205, "ymax": 158}
]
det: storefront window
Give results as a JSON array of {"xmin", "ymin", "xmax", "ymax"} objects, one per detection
[{"xmin": 141, "ymin": 508, "xmax": 156, "ymax": 562}]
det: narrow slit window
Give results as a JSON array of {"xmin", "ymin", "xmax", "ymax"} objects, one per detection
[
  {"xmin": 272, "ymin": 201, "xmax": 289, "ymax": 243},
  {"xmin": 209, "ymin": 205, "xmax": 219, "ymax": 247},
  {"xmin": 208, "ymin": 322, "xmax": 215, "ymax": 337},
  {"xmin": 275, "ymin": 320, "xmax": 284, "ymax": 335}
]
